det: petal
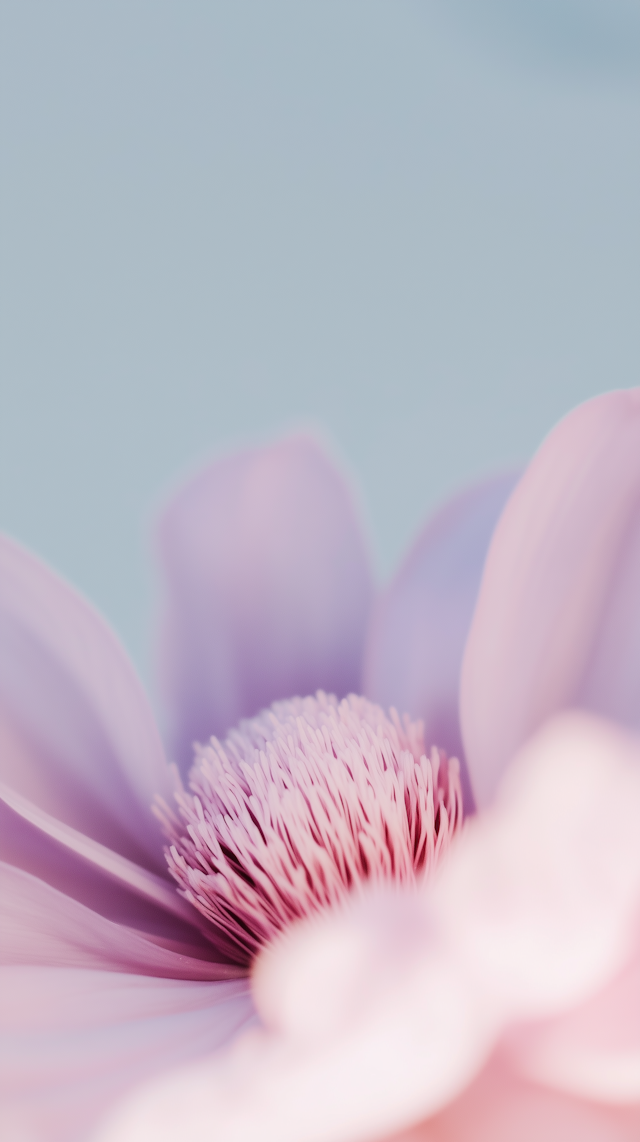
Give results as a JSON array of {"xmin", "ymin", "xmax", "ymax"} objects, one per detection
[
  {"xmin": 156, "ymin": 436, "xmax": 373, "ymax": 773},
  {"xmin": 0, "ymin": 966, "xmax": 254, "ymax": 1142},
  {"xmin": 460, "ymin": 388, "xmax": 640, "ymax": 805},
  {"xmin": 433, "ymin": 713, "xmax": 640, "ymax": 1022},
  {"xmin": 409, "ymin": 1052, "xmax": 640, "ymax": 1142},
  {"xmin": 0, "ymin": 785, "xmax": 240, "ymax": 962},
  {"xmin": 1, "ymin": 863, "xmax": 244, "ymax": 980},
  {"xmin": 0, "ymin": 535, "xmax": 172, "ymax": 865},
  {"xmin": 94, "ymin": 893, "xmax": 496, "ymax": 1142},
  {"xmin": 363, "ymin": 473, "xmax": 518, "ymax": 810},
  {"xmin": 510, "ymin": 936, "xmax": 640, "ymax": 1106}
]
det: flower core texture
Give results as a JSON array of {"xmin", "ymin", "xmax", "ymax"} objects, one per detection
[{"xmin": 157, "ymin": 692, "xmax": 463, "ymax": 965}]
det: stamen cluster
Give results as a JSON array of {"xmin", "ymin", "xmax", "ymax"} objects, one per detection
[{"xmin": 157, "ymin": 692, "xmax": 462, "ymax": 965}]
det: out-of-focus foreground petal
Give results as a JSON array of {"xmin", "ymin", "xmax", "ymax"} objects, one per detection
[
  {"xmin": 157, "ymin": 436, "xmax": 373, "ymax": 773},
  {"xmin": 460, "ymin": 388, "xmax": 640, "ymax": 805},
  {"xmin": 363, "ymin": 472, "xmax": 518, "ymax": 809},
  {"xmin": 0, "ymin": 967, "xmax": 253, "ymax": 1142},
  {"xmin": 509, "ymin": 936, "xmax": 640, "ymax": 1108},
  {"xmin": 0, "ymin": 535, "xmax": 172, "ymax": 867},
  {"xmin": 431, "ymin": 713, "xmax": 640, "ymax": 1021},
  {"xmin": 93, "ymin": 712, "xmax": 640, "ymax": 1142},
  {"xmin": 399, "ymin": 1052, "xmax": 640, "ymax": 1142}
]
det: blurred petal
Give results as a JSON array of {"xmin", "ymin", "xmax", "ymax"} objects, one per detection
[
  {"xmin": 363, "ymin": 472, "xmax": 518, "ymax": 809},
  {"xmin": 93, "ymin": 933, "xmax": 492, "ymax": 1142},
  {"xmin": 432, "ymin": 712, "xmax": 640, "ymax": 1022},
  {"xmin": 157, "ymin": 436, "xmax": 373, "ymax": 772},
  {"xmin": 1, "ymin": 864, "xmax": 243, "ymax": 980},
  {"xmin": 0, "ymin": 535, "xmax": 172, "ymax": 866},
  {"xmin": 0, "ymin": 967, "xmax": 253, "ymax": 1142},
  {"xmin": 405, "ymin": 1052, "xmax": 640, "ymax": 1142},
  {"xmin": 460, "ymin": 388, "xmax": 640, "ymax": 805},
  {"xmin": 510, "ymin": 936, "xmax": 640, "ymax": 1106}
]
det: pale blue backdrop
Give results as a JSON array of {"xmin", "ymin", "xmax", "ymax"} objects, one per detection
[{"xmin": 1, "ymin": 1, "xmax": 639, "ymax": 683}]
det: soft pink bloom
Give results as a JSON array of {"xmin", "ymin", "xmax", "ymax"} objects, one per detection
[{"xmin": 2, "ymin": 391, "xmax": 640, "ymax": 1141}]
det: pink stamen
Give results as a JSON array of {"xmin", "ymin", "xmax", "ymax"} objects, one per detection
[{"xmin": 156, "ymin": 692, "xmax": 463, "ymax": 965}]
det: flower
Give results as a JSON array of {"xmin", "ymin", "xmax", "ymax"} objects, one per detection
[
  {"xmin": 2, "ymin": 390, "xmax": 640, "ymax": 1141},
  {"xmin": 0, "ymin": 434, "xmax": 507, "ymax": 1142}
]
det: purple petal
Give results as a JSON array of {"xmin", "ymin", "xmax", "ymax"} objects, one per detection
[
  {"xmin": 1, "ymin": 863, "xmax": 242, "ymax": 981},
  {"xmin": 362, "ymin": 473, "xmax": 518, "ymax": 810},
  {"xmin": 1, "ymin": 965, "xmax": 253, "ymax": 1142},
  {"xmin": 461, "ymin": 388, "xmax": 640, "ymax": 805},
  {"xmin": 0, "ymin": 535, "xmax": 172, "ymax": 866},
  {"xmin": 0, "ymin": 784, "xmax": 238, "ymax": 963},
  {"xmin": 157, "ymin": 436, "xmax": 373, "ymax": 772}
]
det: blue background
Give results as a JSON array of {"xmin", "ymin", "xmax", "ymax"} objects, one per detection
[{"xmin": 1, "ymin": 1, "xmax": 639, "ymax": 683}]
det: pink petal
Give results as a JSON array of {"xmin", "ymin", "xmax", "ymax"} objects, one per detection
[
  {"xmin": 92, "ymin": 888, "xmax": 496, "ymax": 1142},
  {"xmin": 1, "ymin": 863, "xmax": 244, "ymax": 980},
  {"xmin": 93, "ymin": 883, "xmax": 498, "ymax": 1142},
  {"xmin": 92, "ymin": 971, "xmax": 492, "ymax": 1142},
  {"xmin": 0, "ymin": 785, "xmax": 238, "ymax": 961},
  {"xmin": 431, "ymin": 713, "xmax": 640, "ymax": 1022},
  {"xmin": 0, "ymin": 535, "xmax": 172, "ymax": 865},
  {"xmin": 403, "ymin": 1052, "xmax": 640, "ymax": 1142},
  {"xmin": 460, "ymin": 388, "xmax": 640, "ymax": 805},
  {"xmin": 0, "ymin": 966, "xmax": 253, "ymax": 1142},
  {"xmin": 363, "ymin": 473, "xmax": 517, "ymax": 809},
  {"xmin": 510, "ymin": 936, "xmax": 640, "ymax": 1106},
  {"xmin": 156, "ymin": 436, "xmax": 373, "ymax": 772}
]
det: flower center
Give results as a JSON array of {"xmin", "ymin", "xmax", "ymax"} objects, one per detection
[{"xmin": 156, "ymin": 692, "xmax": 462, "ymax": 966}]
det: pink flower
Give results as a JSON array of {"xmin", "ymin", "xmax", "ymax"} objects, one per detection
[{"xmin": 2, "ymin": 390, "xmax": 640, "ymax": 1141}]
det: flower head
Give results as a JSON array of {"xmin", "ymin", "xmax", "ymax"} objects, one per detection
[
  {"xmin": 158, "ymin": 693, "xmax": 462, "ymax": 963},
  {"xmin": 3, "ymin": 390, "xmax": 640, "ymax": 1142}
]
